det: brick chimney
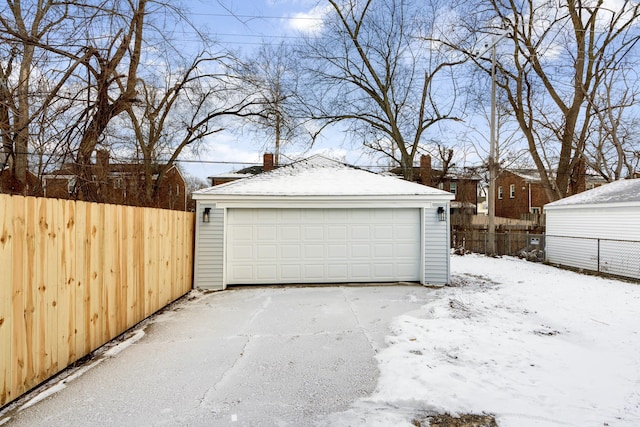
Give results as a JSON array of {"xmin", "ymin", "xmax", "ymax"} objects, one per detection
[
  {"xmin": 96, "ymin": 149, "xmax": 109, "ymax": 169},
  {"xmin": 420, "ymin": 154, "xmax": 432, "ymax": 186},
  {"xmin": 263, "ymin": 153, "xmax": 274, "ymax": 172}
]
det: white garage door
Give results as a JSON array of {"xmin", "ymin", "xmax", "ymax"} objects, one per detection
[{"xmin": 226, "ymin": 208, "xmax": 421, "ymax": 284}]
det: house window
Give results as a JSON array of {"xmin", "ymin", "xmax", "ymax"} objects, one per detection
[
  {"xmin": 531, "ymin": 207, "xmax": 541, "ymax": 214},
  {"xmin": 449, "ymin": 182, "xmax": 457, "ymax": 195},
  {"xmin": 509, "ymin": 184, "xmax": 515, "ymax": 198},
  {"xmin": 67, "ymin": 177, "xmax": 76, "ymax": 194},
  {"xmin": 498, "ymin": 186, "xmax": 503, "ymax": 199},
  {"xmin": 437, "ymin": 182, "xmax": 444, "ymax": 190}
]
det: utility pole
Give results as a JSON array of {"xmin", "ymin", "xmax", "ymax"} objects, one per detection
[
  {"xmin": 476, "ymin": 31, "xmax": 509, "ymax": 255},
  {"xmin": 487, "ymin": 41, "xmax": 497, "ymax": 255}
]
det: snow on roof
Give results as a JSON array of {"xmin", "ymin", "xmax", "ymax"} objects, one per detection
[
  {"xmin": 546, "ymin": 178, "xmax": 640, "ymax": 207},
  {"xmin": 208, "ymin": 172, "xmax": 254, "ymax": 179},
  {"xmin": 194, "ymin": 155, "xmax": 453, "ymax": 197},
  {"xmin": 509, "ymin": 169, "xmax": 543, "ymax": 182}
]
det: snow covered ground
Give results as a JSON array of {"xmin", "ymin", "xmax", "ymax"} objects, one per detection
[
  {"xmin": 3, "ymin": 255, "xmax": 638, "ymax": 426},
  {"xmin": 324, "ymin": 255, "xmax": 640, "ymax": 426}
]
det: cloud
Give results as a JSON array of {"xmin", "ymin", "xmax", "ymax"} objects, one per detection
[{"xmin": 286, "ymin": 4, "xmax": 332, "ymax": 35}]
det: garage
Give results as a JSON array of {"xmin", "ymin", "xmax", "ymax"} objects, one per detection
[
  {"xmin": 226, "ymin": 208, "xmax": 421, "ymax": 284},
  {"xmin": 192, "ymin": 155, "xmax": 454, "ymax": 290}
]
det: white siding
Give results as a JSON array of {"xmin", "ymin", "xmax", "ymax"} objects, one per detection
[
  {"xmin": 546, "ymin": 205, "xmax": 640, "ymax": 279},
  {"xmin": 193, "ymin": 202, "xmax": 225, "ymax": 290},
  {"xmin": 423, "ymin": 207, "xmax": 450, "ymax": 285}
]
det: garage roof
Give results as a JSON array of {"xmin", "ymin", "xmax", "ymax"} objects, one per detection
[
  {"xmin": 194, "ymin": 155, "xmax": 454, "ymax": 197},
  {"xmin": 546, "ymin": 178, "xmax": 640, "ymax": 207}
]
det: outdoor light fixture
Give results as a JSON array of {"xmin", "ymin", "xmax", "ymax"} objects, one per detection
[
  {"xmin": 437, "ymin": 206, "xmax": 446, "ymax": 221},
  {"xmin": 202, "ymin": 207, "xmax": 211, "ymax": 223}
]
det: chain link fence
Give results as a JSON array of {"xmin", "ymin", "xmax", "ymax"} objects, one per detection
[
  {"xmin": 452, "ymin": 230, "xmax": 640, "ymax": 281},
  {"xmin": 545, "ymin": 235, "xmax": 640, "ymax": 281}
]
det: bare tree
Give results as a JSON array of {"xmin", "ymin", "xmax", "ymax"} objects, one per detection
[
  {"xmin": 238, "ymin": 42, "xmax": 311, "ymax": 165},
  {"xmin": 455, "ymin": 0, "xmax": 640, "ymax": 200},
  {"xmin": 584, "ymin": 67, "xmax": 640, "ymax": 180},
  {"xmin": 123, "ymin": 53, "xmax": 264, "ymax": 206},
  {"xmin": 301, "ymin": 0, "xmax": 466, "ymax": 180},
  {"xmin": 0, "ymin": 0, "xmax": 76, "ymax": 191}
]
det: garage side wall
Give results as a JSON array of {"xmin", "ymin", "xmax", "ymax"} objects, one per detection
[
  {"xmin": 194, "ymin": 202, "xmax": 225, "ymax": 290},
  {"xmin": 423, "ymin": 206, "xmax": 450, "ymax": 285},
  {"xmin": 546, "ymin": 205, "xmax": 640, "ymax": 279}
]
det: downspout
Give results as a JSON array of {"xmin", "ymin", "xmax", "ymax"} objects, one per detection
[{"xmin": 528, "ymin": 182, "xmax": 532, "ymax": 213}]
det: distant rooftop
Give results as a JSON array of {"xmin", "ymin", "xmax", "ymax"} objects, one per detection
[
  {"xmin": 195, "ymin": 155, "xmax": 454, "ymax": 197},
  {"xmin": 546, "ymin": 178, "xmax": 640, "ymax": 207}
]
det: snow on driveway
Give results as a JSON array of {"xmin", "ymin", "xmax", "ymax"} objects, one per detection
[
  {"xmin": 3, "ymin": 256, "xmax": 639, "ymax": 427},
  {"xmin": 323, "ymin": 255, "xmax": 640, "ymax": 426}
]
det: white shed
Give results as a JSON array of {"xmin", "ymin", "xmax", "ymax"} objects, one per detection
[
  {"xmin": 192, "ymin": 155, "xmax": 455, "ymax": 290},
  {"xmin": 545, "ymin": 178, "xmax": 640, "ymax": 279}
]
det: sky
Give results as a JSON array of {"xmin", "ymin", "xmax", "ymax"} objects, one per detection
[{"xmin": 174, "ymin": 0, "xmax": 380, "ymax": 183}]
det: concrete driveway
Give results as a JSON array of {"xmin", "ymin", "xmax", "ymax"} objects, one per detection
[{"xmin": 2, "ymin": 285, "xmax": 435, "ymax": 426}]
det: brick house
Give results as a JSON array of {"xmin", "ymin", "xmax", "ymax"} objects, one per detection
[
  {"xmin": 495, "ymin": 169, "xmax": 607, "ymax": 219},
  {"xmin": 391, "ymin": 155, "xmax": 480, "ymax": 214},
  {"xmin": 208, "ymin": 153, "xmax": 276, "ymax": 187},
  {"xmin": 0, "ymin": 169, "xmax": 43, "ymax": 196},
  {"xmin": 42, "ymin": 151, "xmax": 188, "ymax": 211}
]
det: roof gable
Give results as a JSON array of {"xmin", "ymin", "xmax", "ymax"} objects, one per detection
[
  {"xmin": 194, "ymin": 155, "xmax": 454, "ymax": 197},
  {"xmin": 546, "ymin": 178, "xmax": 640, "ymax": 207}
]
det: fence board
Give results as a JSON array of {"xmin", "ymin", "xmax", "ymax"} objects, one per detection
[
  {"xmin": 0, "ymin": 195, "xmax": 194, "ymax": 407},
  {"xmin": 0, "ymin": 197, "xmax": 13, "ymax": 403}
]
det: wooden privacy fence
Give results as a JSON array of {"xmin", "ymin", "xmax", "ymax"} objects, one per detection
[{"xmin": 0, "ymin": 195, "xmax": 194, "ymax": 407}]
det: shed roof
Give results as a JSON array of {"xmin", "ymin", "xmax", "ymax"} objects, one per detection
[
  {"xmin": 546, "ymin": 178, "xmax": 640, "ymax": 207},
  {"xmin": 193, "ymin": 155, "xmax": 454, "ymax": 198}
]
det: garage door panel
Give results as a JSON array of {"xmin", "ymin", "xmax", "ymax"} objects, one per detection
[
  {"xmin": 351, "ymin": 225, "xmax": 371, "ymax": 240},
  {"xmin": 395, "ymin": 225, "xmax": 417, "ymax": 239},
  {"xmin": 233, "ymin": 226, "xmax": 254, "ymax": 240},
  {"xmin": 281, "ymin": 265, "xmax": 302, "ymax": 280},
  {"xmin": 328, "ymin": 244, "xmax": 347, "ymax": 258},
  {"xmin": 328, "ymin": 226, "xmax": 347, "ymax": 239},
  {"xmin": 304, "ymin": 226, "xmax": 324, "ymax": 240},
  {"xmin": 351, "ymin": 264, "xmax": 371, "ymax": 278},
  {"xmin": 374, "ymin": 245, "xmax": 394, "ymax": 257},
  {"xmin": 280, "ymin": 226, "xmax": 301, "ymax": 240},
  {"xmin": 280, "ymin": 245, "xmax": 301, "ymax": 259},
  {"xmin": 374, "ymin": 263, "xmax": 393, "ymax": 276},
  {"xmin": 231, "ymin": 265, "xmax": 254, "ymax": 281},
  {"xmin": 257, "ymin": 226, "xmax": 277, "ymax": 240},
  {"xmin": 257, "ymin": 245, "xmax": 277, "ymax": 259},
  {"xmin": 351, "ymin": 244, "xmax": 370, "ymax": 257},
  {"xmin": 396, "ymin": 243, "xmax": 419, "ymax": 257},
  {"xmin": 328, "ymin": 264, "xmax": 349, "ymax": 278},
  {"xmin": 256, "ymin": 265, "xmax": 277, "ymax": 280},
  {"xmin": 304, "ymin": 264, "xmax": 325, "ymax": 279},
  {"xmin": 304, "ymin": 244, "xmax": 324, "ymax": 258},
  {"xmin": 396, "ymin": 263, "xmax": 418, "ymax": 277},
  {"xmin": 375, "ymin": 226, "xmax": 393, "ymax": 239},
  {"xmin": 256, "ymin": 210, "xmax": 278, "ymax": 221},
  {"xmin": 226, "ymin": 208, "xmax": 420, "ymax": 285},
  {"xmin": 373, "ymin": 210, "xmax": 393, "ymax": 220},
  {"xmin": 231, "ymin": 245, "xmax": 254, "ymax": 259}
]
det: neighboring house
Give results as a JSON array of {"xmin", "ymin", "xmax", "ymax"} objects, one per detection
[
  {"xmin": 391, "ymin": 155, "xmax": 480, "ymax": 215},
  {"xmin": 0, "ymin": 169, "xmax": 42, "ymax": 196},
  {"xmin": 495, "ymin": 169, "xmax": 607, "ymax": 219},
  {"xmin": 208, "ymin": 153, "xmax": 276, "ymax": 186},
  {"xmin": 545, "ymin": 178, "xmax": 640, "ymax": 280},
  {"xmin": 42, "ymin": 151, "xmax": 188, "ymax": 211},
  {"xmin": 192, "ymin": 155, "xmax": 455, "ymax": 290}
]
